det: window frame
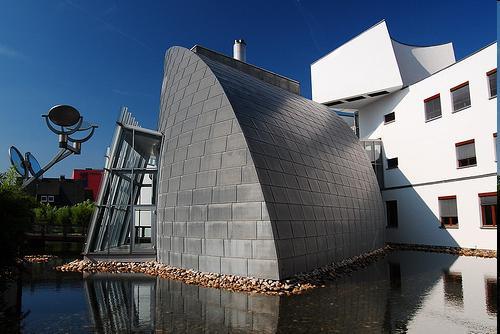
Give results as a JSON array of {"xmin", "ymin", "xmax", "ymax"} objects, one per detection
[
  {"xmin": 386, "ymin": 157, "xmax": 398, "ymax": 170},
  {"xmin": 487, "ymin": 68, "xmax": 497, "ymax": 99},
  {"xmin": 450, "ymin": 81, "xmax": 471, "ymax": 113},
  {"xmin": 424, "ymin": 93, "xmax": 442, "ymax": 122},
  {"xmin": 384, "ymin": 112, "xmax": 395, "ymax": 124},
  {"xmin": 386, "ymin": 200, "xmax": 398, "ymax": 228},
  {"xmin": 479, "ymin": 192, "xmax": 497, "ymax": 228},
  {"xmin": 48, "ymin": 195, "xmax": 55, "ymax": 203},
  {"xmin": 438, "ymin": 195, "xmax": 459, "ymax": 228},
  {"xmin": 494, "ymin": 133, "xmax": 497, "ymax": 162},
  {"xmin": 455, "ymin": 139, "xmax": 477, "ymax": 168},
  {"xmin": 40, "ymin": 195, "xmax": 47, "ymax": 203}
]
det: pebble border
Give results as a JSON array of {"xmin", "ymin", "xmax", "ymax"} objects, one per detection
[
  {"xmin": 56, "ymin": 247, "xmax": 389, "ymax": 296},
  {"xmin": 23, "ymin": 255, "xmax": 58, "ymax": 263},
  {"xmin": 55, "ymin": 243, "xmax": 496, "ymax": 295},
  {"xmin": 387, "ymin": 243, "xmax": 496, "ymax": 258}
]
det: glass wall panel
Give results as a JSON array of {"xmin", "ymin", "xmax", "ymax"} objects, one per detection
[{"xmin": 84, "ymin": 109, "xmax": 162, "ymax": 256}]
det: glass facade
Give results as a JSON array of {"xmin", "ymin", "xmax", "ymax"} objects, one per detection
[
  {"xmin": 361, "ymin": 139, "xmax": 384, "ymax": 188},
  {"xmin": 84, "ymin": 109, "xmax": 162, "ymax": 255}
]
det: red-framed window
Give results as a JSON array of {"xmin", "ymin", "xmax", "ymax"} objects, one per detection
[
  {"xmin": 487, "ymin": 68, "xmax": 497, "ymax": 98},
  {"xmin": 424, "ymin": 94, "xmax": 442, "ymax": 121},
  {"xmin": 450, "ymin": 81, "xmax": 471, "ymax": 112},
  {"xmin": 438, "ymin": 196, "xmax": 458, "ymax": 228},
  {"xmin": 479, "ymin": 192, "xmax": 497, "ymax": 228},
  {"xmin": 455, "ymin": 139, "xmax": 476, "ymax": 168}
]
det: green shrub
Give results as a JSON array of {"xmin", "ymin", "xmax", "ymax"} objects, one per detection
[
  {"xmin": 55, "ymin": 206, "xmax": 72, "ymax": 225},
  {"xmin": 34, "ymin": 203, "xmax": 57, "ymax": 224},
  {"xmin": 0, "ymin": 167, "xmax": 37, "ymax": 265},
  {"xmin": 70, "ymin": 200, "xmax": 94, "ymax": 229}
]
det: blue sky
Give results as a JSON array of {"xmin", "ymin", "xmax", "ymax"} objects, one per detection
[{"xmin": 0, "ymin": 0, "xmax": 496, "ymax": 177}]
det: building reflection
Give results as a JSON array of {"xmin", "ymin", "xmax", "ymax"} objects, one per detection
[
  {"xmin": 443, "ymin": 271, "xmax": 464, "ymax": 308},
  {"xmin": 83, "ymin": 251, "xmax": 497, "ymax": 333},
  {"xmin": 84, "ymin": 273, "xmax": 155, "ymax": 333},
  {"xmin": 484, "ymin": 277, "xmax": 497, "ymax": 316}
]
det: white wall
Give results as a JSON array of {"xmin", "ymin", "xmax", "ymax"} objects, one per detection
[
  {"xmin": 358, "ymin": 43, "xmax": 497, "ymax": 250},
  {"xmin": 391, "ymin": 40, "xmax": 455, "ymax": 86},
  {"xmin": 384, "ymin": 176, "xmax": 497, "ymax": 249},
  {"xmin": 311, "ymin": 21, "xmax": 403, "ymax": 104},
  {"xmin": 359, "ymin": 43, "xmax": 496, "ymax": 185}
]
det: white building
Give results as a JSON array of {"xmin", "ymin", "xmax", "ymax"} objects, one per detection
[{"xmin": 311, "ymin": 20, "xmax": 497, "ymax": 250}]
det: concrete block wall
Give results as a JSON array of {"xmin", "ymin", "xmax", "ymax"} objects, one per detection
[
  {"xmin": 157, "ymin": 46, "xmax": 386, "ymax": 280},
  {"xmin": 157, "ymin": 47, "xmax": 280, "ymax": 279}
]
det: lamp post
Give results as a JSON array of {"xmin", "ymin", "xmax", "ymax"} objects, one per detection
[{"xmin": 8, "ymin": 105, "xmax": 98, "ymax": 188}]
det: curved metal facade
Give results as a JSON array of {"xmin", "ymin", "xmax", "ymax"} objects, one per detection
[{"xmin": 157, "ymin": 46, "xmax": 385, "ymax": 279}]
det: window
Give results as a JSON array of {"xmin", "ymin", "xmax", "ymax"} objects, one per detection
[
  {"xmin": 40, "ymin": 195, "xmax": 47, "ymax": 203},
  {"xmin": 424, "ymin": 94, "xmax": 441, "ymax": 121},
  {"xmin": 368, "ymin": 90, "xmax": 390, "ymax": 97},
  {"xmin": 439, "ymin": 196, "xmax": 458, "ymax": 228},
  {"xmin": 387, "ymin": 157, "xmax": 398, "ymax": 169},
  {"xmin": 487, "ymin": 69, "xmax": 496, "ymax": 98},
  {"xmin": 455, "ymin": 139, "xmax": 476, "ymax": 168},
  {"xmin": 479, "ymin": 192, "xmax": 496, "ymax": 228},
  {"xmin": 450, "ymin": 82, "xmax": 471, "ymax": 112},
  {"xmin": 384, "ymin": 112, "xmax": 395, "ymax": 124},
  {"xmin": 494, "ymin": 133, "xmax": 497, "ymax": 161},
  {"xmin": 386, "ymin": 201, "xmax": 398, "ymax": 228},
  {"xmin": 345, "ymin": 95, "xmax": 365, "ymax": 102},
  {"xmin": 48, "ymin": 195, "xmax": 55, "ymax": 203}
]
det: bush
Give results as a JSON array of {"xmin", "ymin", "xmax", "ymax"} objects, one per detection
[
  {"xmin": 0, "ymin": 167, "xmax": 37, "ymax": 265},
  {"xmin": 34, "ymin": 200, "xmax": 94, "ymax": 229},
  {"xmin": 34, "ymin": 203, "xmax": 58, "ymax": 224},
  {"xmin": 70, "ymin": 200, "xmax": 94, "ymax": 229},
  {"xmin": 55, "ymin": 206, "xmax": 72, "ymax": 225}
]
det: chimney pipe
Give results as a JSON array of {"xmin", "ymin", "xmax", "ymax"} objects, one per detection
[{"xmin": 233, "ymin": 39, "xmax": 246, "ymax": 62}]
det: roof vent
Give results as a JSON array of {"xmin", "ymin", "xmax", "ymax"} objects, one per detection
[{"xmin": 233, "ymin": 39, "xmax": 246, "ymax": 62}]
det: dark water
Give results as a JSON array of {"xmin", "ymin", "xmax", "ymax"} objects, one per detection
[{"xmin": 0, "ymin": 251, "xmax": 496, "ymax": 333}]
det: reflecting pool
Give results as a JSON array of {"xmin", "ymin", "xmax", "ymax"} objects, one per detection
[{"xmin": 0, "ymin": 251, "xmax": 496, "ymax": 333}]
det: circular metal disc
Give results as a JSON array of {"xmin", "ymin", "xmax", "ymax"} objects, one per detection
[
  {"xmin": 48, "ymin": 105, "xmax": 81, "ymax": 127},
  {"xmin": 8, "ymin": 146, "xmax": 26, "ymax": 177},
  {"xmin": 26, "ymin": 152, "xmax": 41, "ymax": 176}
]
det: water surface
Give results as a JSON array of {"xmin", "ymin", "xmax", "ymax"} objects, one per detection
[{"xmin": 0, "ymin": 251, "xmax": 496, "ymax": 333}]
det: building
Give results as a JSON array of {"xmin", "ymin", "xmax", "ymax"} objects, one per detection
[
  {"xmin": 25, "ymin": 175, "xmax": 86, "ymax": 207},
  {"xmin": 84, "ymin": 42, "xmax": 386, "ymax": 280},
  {"xmin": 311, "ymin": 20, "xmax": 497, "ymax": 250},
  {"xmin": 72, "ymin": 168, "xmax": 104, "ymax": 201}
]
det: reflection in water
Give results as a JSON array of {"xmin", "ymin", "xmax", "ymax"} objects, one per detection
[
  {"xmin": 443, "ymin": 271, "xmax": 463, "ymax": 308},
  {"xmin": 85, "ymin": 273, "xmax": 279, "ymax": 333},
  {"xmin": 3, "ymin": 251, "xmax": 496, "ymax": 333},
  {"xmin": 82, "ymin": 251, "xmax": 497, "ymax": 333},
  {"xmin": 85, "ymin": 274, "xmax": 155, "ymax": 333},
  {"xmin": 484, "ymin": 278, "xmax": 497, "ymax": 316}
]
